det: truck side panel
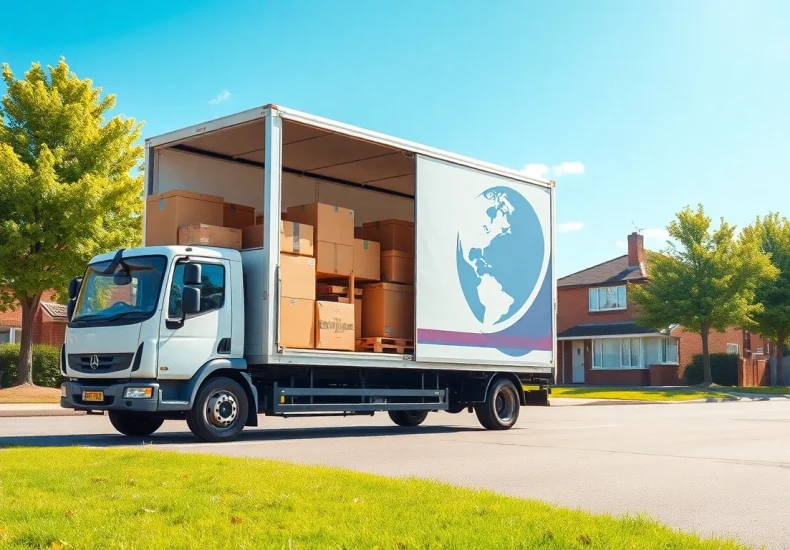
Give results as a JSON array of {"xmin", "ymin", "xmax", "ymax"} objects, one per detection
[{"xmin": 414, "ymin": 155, "xmax": 554, "ymax": 368}]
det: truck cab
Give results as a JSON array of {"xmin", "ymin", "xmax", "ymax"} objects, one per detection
[{"xmin": 61, "ymin": 246, "xmax": 255, "ymax": 441}]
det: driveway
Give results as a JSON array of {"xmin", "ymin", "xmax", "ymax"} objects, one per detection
[{"xmin": 1, "ymin": 399, "xmax": 788, "ymax": 549}]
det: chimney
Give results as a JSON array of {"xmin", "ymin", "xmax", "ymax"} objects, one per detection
[{"xmin": 627, "ymin": 232, "xmax": 644, "ymax": 267}]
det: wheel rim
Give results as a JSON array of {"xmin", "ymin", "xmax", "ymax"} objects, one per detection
[
  {"xmin": 494, "ymin": 386, "xmax": 517, "ymax": 423},
  {"xmin": 206, "ymin": 390, "xmax": 239, "ymax": 428}
]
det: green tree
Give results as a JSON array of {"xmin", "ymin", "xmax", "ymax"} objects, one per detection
[
  {"xmin": 742, "ymin": 213, "xmax": 790, "ymax": 386},
  {"xmin": 630, "ymin": 205, "xmax": 777, "ymax": 386},
  {"xmin": 0, "ymin": 58, "xmax": 143, "ymax": 385}
]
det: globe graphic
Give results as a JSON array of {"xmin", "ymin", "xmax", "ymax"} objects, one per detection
[{"xmin": 456, "ymin": 186, "xmax": 545, "ymax": 331}]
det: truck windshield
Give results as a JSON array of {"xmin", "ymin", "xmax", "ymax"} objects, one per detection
[{"xmin": 71, "ymin": 255, "xmax": 168, "ymax": 324}]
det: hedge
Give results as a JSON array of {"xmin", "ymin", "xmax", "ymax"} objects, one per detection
[
  {"xmin": 0, "ymin": 344, "xmax": 62, "ymax": 388},
  {"xmin": 684, "ymin": 353, "xmax": 738, "ymax": 386}
]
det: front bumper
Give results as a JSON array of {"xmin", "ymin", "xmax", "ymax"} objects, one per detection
[{"xmin": 60, "ymin": 380, "xmax": 160, "ymax": 412}]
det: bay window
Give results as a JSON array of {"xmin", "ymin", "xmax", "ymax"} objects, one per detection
[{"xmin": 589, "ymin": 286, "xmax": 626, "ymax": 311}]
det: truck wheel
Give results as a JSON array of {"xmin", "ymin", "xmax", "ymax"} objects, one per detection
[
  {"xmin": 388, "ymin": 410, "xmax": 429, "ymax": 427},
  {"xmin": 475, "ymin": 377, "xmax": 520, "ymax": 430},
  {"xmin": 186, "ymin": 377, "xmax": 249, "ymax": 442},
  {"xmin": 108, "ymin": 411, "xmax": 164, "ymax": 437}
]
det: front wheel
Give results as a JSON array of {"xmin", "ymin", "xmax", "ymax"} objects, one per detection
[
  {"xmin": 475, "ymin": 377, "xmax": 520, "ymax": 430},
  {"xmin": 108, "ymin": 411, "xmax": 164, "ymax": 437},
  {"xmin": 388, "ymin": 410, "xmax": 429, "ymax": 427},
  {"xmin": 186, "ymin": 377, "xmax": 249, "ymax": 442}
]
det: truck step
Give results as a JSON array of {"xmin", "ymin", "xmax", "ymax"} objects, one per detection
[{"xmin": 356, "ymin": 337, "xmax": 415, "ymax": 354}]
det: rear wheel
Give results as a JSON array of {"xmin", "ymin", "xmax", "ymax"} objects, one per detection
[
  {"xmin": 475, "ymin": 377, "xmax": 520, "ymax": 430},
  {"xmin": 186, "ymin": 377, "xmax": 249, "ymax": 442},
  {"xmin": 388, "ymin": 410, "xmax": 429, "ymax": 427},
  {"xmin": 108, "ymin": 411, "xmax": 164, "ymax": 437}
]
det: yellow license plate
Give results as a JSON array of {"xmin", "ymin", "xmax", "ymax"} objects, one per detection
[{"xmin": 82, "ymin": 391, "xmax": 104, "ymax": 402}]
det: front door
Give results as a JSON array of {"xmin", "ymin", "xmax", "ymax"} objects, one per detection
[
  {"xmin": 572, "ymin": 340, "xmax": 585, "ymax": 383},
  {"xmin": 158, "ymin": 258, "xmax": 232, "ymax": 379}
]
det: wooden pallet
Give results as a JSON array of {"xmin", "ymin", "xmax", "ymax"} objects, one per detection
[{"xmin": 356, "ymin": 337, "xmax": 414, "ymax": 354}]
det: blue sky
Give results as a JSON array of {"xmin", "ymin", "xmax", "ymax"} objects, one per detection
[{"xmin": 2, "ymin": 0, "xmax": 788, "ymax": 276}]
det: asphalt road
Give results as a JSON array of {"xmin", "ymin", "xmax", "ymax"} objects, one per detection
[{"xmin": 2, "ymin": 399, "xmax": 789, "ymax": 549}]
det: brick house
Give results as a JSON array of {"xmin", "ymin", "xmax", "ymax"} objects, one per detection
[
  {"xmin": 556, "ymin": 232, "xmax": 769, "ymax": 386},
  {"xmin": 0, "ymin": 290, "xmax": 68, "ymax": 347}
]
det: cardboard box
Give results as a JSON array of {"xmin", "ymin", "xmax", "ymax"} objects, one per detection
[
  {"xmin": 223, "ymin": 202, "xmax": 255, "ymax": 229},
  {"xmin": 354, "ymin": 239, "xmax": 380, "ymax": 281},
  {"xmin": 318, "ymin": 295, "xmax": 362, "ymax": 339},
  {"xmin": 146, "ymin": 190, "xmax": 224, "ymax": 246},
  {"xmin": 254, "ymin": 211, "xmax": 287, "ymax": 225},
  {"xmin": 279, "ymin": 297, "xmax": 314, "ymax": 349},
  {"xmin": 381, "ymin": 250, "xmax": 414, "ymax": 284},
  {"xmin": 178, "ymin": 224, "xmax": 242, "ymax": 250},
  {"xmin": 315, "ymin": 300, "xmax": 355, "ymax": 351},
  {"xmin": 242, "ymin": 224, "xmax": 263, "ymax": 249},
  {"xmin": 287, "ymin": 203, "xmax": 354, "ymax": 247},
  {"xmin": 280, "ymin": 254, "xmax": 316, "ymax": 300},
  {"xmin": 316, "ymin": 284, "xmax": 362, "ymax": 297},
  {"xmin": 281, "ymin": 220, "xmax": 314, "ymax": 256},
  {"xmin": 360, "ymin": 219, "xmax": 414, "ymax": 255},
  {"xmin": 362, "ymin": 283, "xmax": 414, "ymax": 339},
  {"xmin": 315, "ymin": 241, "xmax": 354, "ymax": 277},
  {"xmin": 240, "ymin": 221, "xmax": 315, "ymax": 255}
]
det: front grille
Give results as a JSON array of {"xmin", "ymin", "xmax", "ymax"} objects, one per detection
[{"xmin": 68, "ymin": 353, "xmax": 134, "ymax": 374}]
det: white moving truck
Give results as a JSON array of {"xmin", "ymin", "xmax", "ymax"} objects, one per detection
[{"xmin": 59, "ymin": 104, "xmax": 556, "ymax": 441}]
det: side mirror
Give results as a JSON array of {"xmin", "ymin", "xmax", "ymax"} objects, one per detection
[
  {"xmin": 68, "ymin": 278, "xmax": 82, "ymax": 300},
  {"xmin": 182, "ymin": 286, "xmax": 201, "ymax": 315},
  {"xmin": 66, "ymin": 300, "xmax": 76, "ymax": 322},
  {"xmin": 184, "ymin": 263, "xmax": 202, "ymax": 286}
]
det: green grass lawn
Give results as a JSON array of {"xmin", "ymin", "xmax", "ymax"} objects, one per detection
[
  {"xmin": 550, "ymin": 387, "xmax": 734, "ymax": 402},
  {"xmin": 0, "ymin": 448, "xmax": 742, "ymax": 549}
]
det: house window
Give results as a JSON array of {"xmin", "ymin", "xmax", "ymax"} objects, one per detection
[
  {"xmin": 726, "ymin": 343, "xmax": 739, "ymax": 355},
  {"xmin": 593, "ymin": 337, "xmax": 642, "ymax": 369},
  {"xmin": 589, "ymin": 286, "xmax": 626, "ymax": 311}
]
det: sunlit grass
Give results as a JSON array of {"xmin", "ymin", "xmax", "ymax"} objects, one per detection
[
  {"xmin": 550, "ymin": 387, "xmax": 733, "ymax": 402},
  {"xmin": 0, "ymin": 448, "xmax": 744, "ymax": 549}
]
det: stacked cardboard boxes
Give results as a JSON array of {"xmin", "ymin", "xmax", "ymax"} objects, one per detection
[{"xmin": 357, "ymin": 219, "xmax": 416, "ymax": 343}]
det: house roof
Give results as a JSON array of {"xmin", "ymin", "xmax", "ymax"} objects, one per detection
[
  {"xmin": 40, "ymin": 302, "xmax": 68, "ymax": 321},
  {"xmin": 557, "ymin": 321, "xmax": 666, "ymax": 340},
  {"xmin": 558, "ymin": 255, "xmax": 647, "ymax": 288}
]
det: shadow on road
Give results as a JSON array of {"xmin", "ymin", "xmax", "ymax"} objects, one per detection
[{"xmin": 0, "ymin": 424, "xmax": 479, "ymax": 448}]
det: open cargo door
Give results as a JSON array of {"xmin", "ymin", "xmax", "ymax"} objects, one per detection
[{"xmin": 414, "ymin": 155, "xmax": 554, "ymax": 367}]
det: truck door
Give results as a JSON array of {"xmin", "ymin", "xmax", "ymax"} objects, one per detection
[
  {"xmin": 414, "ymin": 155, "xmax": 554, "ymax": 368},
  {"xmin": 157, "ymin": 258, "xmax": 232, "ymax": 379}
]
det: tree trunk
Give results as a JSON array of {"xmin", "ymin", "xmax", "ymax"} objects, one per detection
[
  {"xmin": 701, "ymin": 326, "xmax": 713, "ymax": 387},
  {"xmin": 775, "ymin": 334, "xmax": 786, "ymax": 387},
  {"xmin": 14, "ymin": 294, "xmax": 42, "ymax": 387}
]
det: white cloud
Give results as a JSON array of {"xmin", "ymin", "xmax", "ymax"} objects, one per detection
[
  {"xmin": 520, "ymin": 161, "xmax": 585, "ymax": 179},
  {"xmin": 521, "ymin": 163, "xmax": 550, "ymax": 179},
  {"xmin": 209, "ymin": 90, "xmax": 231, "ymax": 105},
  {"xmin": 559, "ymin": 221, "xmax": 584, "ymax": 233},
  {"xmin": 553, "ymin": 161, "xmax": 585, "ymax": 176}
]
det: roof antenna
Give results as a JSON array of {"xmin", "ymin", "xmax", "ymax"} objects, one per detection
[{"xmin": 632, "ymin": 223, "xmax": 643, "ymax": 235}]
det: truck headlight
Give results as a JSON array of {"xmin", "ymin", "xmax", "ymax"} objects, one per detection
[{"xmin": 123, "ymin": 387, "xmax": 153, "ymax": 399}]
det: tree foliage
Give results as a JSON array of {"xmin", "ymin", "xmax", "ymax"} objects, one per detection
[
  {"xmin": 0, "ymin": 58, "xmax": 143, "ymax": 384},
  {"xmin": 630, "ymin": 205, "xmax": 777, "ymax": 385},
  {"xmin": 742, "ymin": 213, "xmax": 790, "ymax": 385}
]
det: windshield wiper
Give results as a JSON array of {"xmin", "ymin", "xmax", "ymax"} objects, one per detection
[{"xmin": 72, "ymin": 310, "xmax": 146, "ymax": 324}]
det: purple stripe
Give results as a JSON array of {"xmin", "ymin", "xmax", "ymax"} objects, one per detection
[{"xmin": 417, "ymin": 329, "xmax": 552, "ymax": 350}]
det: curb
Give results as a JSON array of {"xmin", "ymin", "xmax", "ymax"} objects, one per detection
[{"xmin": 0, "ymin": 408, "xmax": 87, "ymax": 418}]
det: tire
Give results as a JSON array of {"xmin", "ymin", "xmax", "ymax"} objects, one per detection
[
  {"xmin": 474, "ymin": 377, "xmax": 520, "ymax": 430},
  {"xmin": 388, "ymin": 410, "xmax": 429, "ymax": 427},
  {"xmin": 108, "ymin": 411, "xmax": 164, "ymax": 437},
  {"xmin": 186, "ymin": 377, "xmax": 249, "ymax": 442}
]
